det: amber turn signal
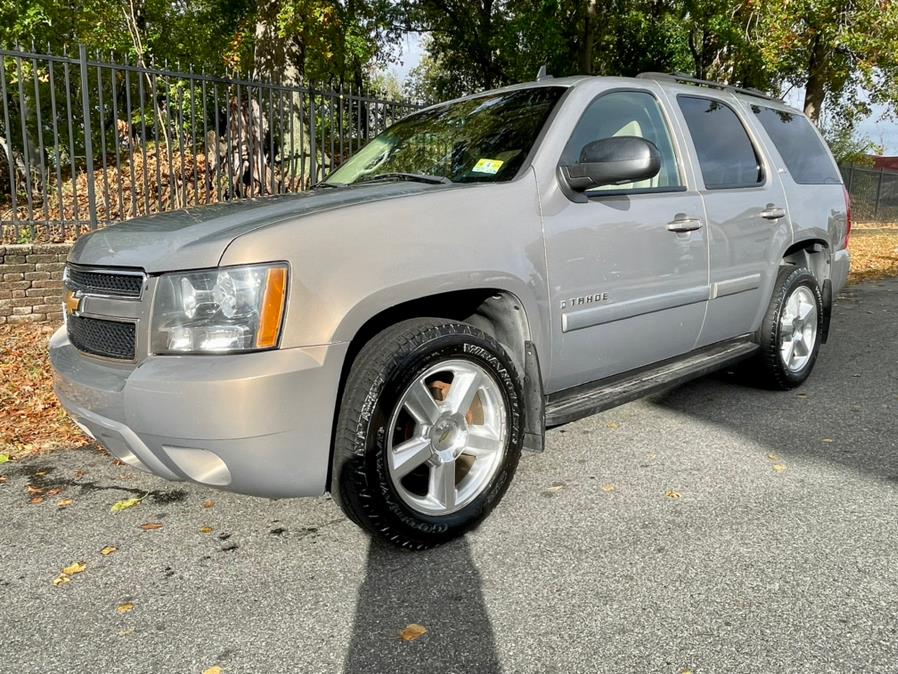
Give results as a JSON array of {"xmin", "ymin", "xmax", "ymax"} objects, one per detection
[{"xmin": 255, "ymin": 266, "xmax": 288, "ymax": 349}]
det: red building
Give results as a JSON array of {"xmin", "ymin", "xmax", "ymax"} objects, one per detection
[{"xmin": 872, "ymin": 156, "xmax": 898, "ymax": 171}]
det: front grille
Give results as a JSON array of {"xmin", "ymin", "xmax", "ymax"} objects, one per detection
[
  {"xmin": 67, "ymin": 315, "xmax": 136, "ymax": 360},
  {"xmin": 65, "ymin": 265, "xmax": 144, "ymax": 298}
]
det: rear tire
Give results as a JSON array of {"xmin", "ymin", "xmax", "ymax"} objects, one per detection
[
  {"xmin": 332, "ymin": 318, "xmax": 524, "ymax": 550},
  {"xmin": 752, "ymin": 265, "xmax": 824, "ymax": 390}
]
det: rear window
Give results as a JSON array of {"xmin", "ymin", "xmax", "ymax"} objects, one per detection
[
  {"xmin": 751, "ymin": 105, "xmax": 841, "ymax": 185},
  {"xmin": 677, "ymin": 95, "xmax": 763, "ymax": 189}
]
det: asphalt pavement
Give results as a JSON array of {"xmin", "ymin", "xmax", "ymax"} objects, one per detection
[{"xmin": 1, "ymin": 278, "xmax": 897, "ymax": 674}]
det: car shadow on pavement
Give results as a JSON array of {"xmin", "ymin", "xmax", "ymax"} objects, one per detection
[{"xmin": 344, "ymin": 536, "xmax": 502, "ymax": 674}]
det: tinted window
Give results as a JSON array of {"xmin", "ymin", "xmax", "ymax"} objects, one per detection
[
  {"xmin": 751, "ymin": 105, "xmax": 841, "ymax": 184},
  {"xmin": 678, "ymin": 95, "xmax": 763, "ymax": 189},
  {"xmin": 562, "ymin": 90, "xmax": 682, "ymax": 192}
]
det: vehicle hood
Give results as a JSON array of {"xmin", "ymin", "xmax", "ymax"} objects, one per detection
[{"xmin": 68, "ymin": 183, "xmax": 441, "ymax": 273}]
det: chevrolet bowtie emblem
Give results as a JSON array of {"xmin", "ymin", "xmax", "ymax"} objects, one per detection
[{"xmin": 64, "ymin": 289, "xmax": 82, "ymax": 316}]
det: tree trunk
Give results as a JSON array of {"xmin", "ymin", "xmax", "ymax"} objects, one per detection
[
  {"xmin": 803, "ymin": 34, "xmax": 827, "ymax": 122},
  {"xmin": 579, "ymin": 0, "xmax": 598, "ymax": 75}
]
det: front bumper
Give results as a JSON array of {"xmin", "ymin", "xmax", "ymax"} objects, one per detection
[{"xmin": 50, "ymin": 327, "xmax": 348, "ymax": 498}]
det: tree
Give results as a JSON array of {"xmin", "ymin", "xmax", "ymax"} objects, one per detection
[{"xmin": 756, "ymin": 0, "xmax": 898, "ymax": 121}]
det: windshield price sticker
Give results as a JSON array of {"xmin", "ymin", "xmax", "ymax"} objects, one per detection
[{"xmin": 472, "ymin": 158, "xmax": 504, "ymax": 174}]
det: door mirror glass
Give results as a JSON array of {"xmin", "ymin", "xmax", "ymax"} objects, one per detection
[{"xmin": 560, "ymin": 136, "xmax": 661, "ymax": 191}]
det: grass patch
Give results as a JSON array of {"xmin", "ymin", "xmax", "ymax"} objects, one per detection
[{"xmin": 0, "ymin": 324, "xmax": 89, "ymax": 457}]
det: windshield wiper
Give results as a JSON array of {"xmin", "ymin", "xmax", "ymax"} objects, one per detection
[{"xmin": 356, "ymin": 172, "xmax": 453, "ymax": 186}]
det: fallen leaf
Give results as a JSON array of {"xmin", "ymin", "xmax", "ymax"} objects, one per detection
[
  {"xmin": 139, "ymin": 522, "xmax": 163, "ymax": 531},
  {"xmin": 57, "ymin": 498, "xmax": 74, "ymax": 509},
  {"xmin": 399, "ymin": 624, "xmax": 428, "ymax": 641},
  {"xmin": 767, "ymin": 453, "xmax": 780, "ymax": 461},
  {"xmin": 116, "ymin": 602, "xmax": 135, "ymax": 614},
  {"xmin": 199, "ymin": 526, "xmax": 214, "ymax": 535},
  {"xmin": 646, "ymin": 452, "xmax": 657, "ymax": 461},
  {"xmin": 797, "ymin": 392, "xmax": 808, "ymax": 398},
  {"xmin": 203, "ymin": 667, "xmax": 223, "ymax": 674},
  {"xmin": 201, "ymin": 499, "xmax": 215, "ymax": 509},
  {"xmin": 606, "ymin": 421, "xmax": 620, "ymax": 430},
  {"xmin": 100, "ymin": 546, "xmax": 118, "ymax": 556},
  {"xmin": 600, "ymin": 483, "xmax": 616, "ymax": 493},
  {"xmin": 0, "ymin": 454, "xmax": 9, "ymax": 464},
  {"xmin": 46, "ymin": 487, "xmax": 62, "ymax": 497},
  {"xmin": 30, "ymin": 496, "xmax": 45, "ymax": 505},
  {"xmin": 0, "ymin": 475, "xmax": 7, "ymax": 485},
  {"xmin": 62, "ymin": 562, "xmax": 86, "ymax": 576},
  {"xmin": 665, "ymin": 489, "xmax": 681, "ymax": 499},
  {"xmin": 73, "ymin": 470, "xmax": 87, "ymax": 480},
  {"xmin": 52, "ymin": 575, "xmax": 71, "ymax": 587},
  {"xmin": 772, "ymin": 463, "xmax": 787, "ymax": 473},
  {"xmin": 25, "ymin": 484, "xmax": 44, "ymax": 496},
  {"xmin": 822, "ymin": 438, "xmax": 833, "ymax": 443},
  {"xmin": 33, "ymin": 471, "xmax": 47, "ymax": 478},
  {"xmin": 544, "ymin": 483, "xmax": 566, "ymax": 493},
  {"xmin": 110, "ymin": 497, "xmax": 141, "ymax": 513}
]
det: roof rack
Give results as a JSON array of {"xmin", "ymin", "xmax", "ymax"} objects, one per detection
[{"xmin": 636, "ymin": 72, "xmax": 781, "ymax": 102}]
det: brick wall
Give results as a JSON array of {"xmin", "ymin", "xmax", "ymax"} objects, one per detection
[{"xmin": 0, "ymin": 243, "xmax": 72, "ymax": 325}]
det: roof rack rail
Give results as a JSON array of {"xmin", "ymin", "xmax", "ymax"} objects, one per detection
[{"xmin": 636, "ymin": 72, "xmax": 781, "ymax": 102}]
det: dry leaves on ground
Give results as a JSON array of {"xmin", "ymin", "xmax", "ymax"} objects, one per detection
[
  {"xmin": 0, "ymin": 325, "xmax": 90, "ymax": 457},
  {"xmin": 116, "ymin": 602, "xmax": 135, "ymax": 614},
  {"xmin": 849, "ymin": 223, "xmax": 898, "ymax": 283},
  {"xmin": 110, "ymin": 497, "xmax": 142, "ymax": 513},
  {"xmin": 665, "ymin": 489, "xmax": 681, "ymax": 499},
  {"xmin": 139, "ymin": 522, "xmax": 163, "ymax": 531},
  {"xmin": 100, "ymin": 546, "xmax": 117, "ymax": 556},
  {"xmin": 399, "ymin": 624, "xmax": 428, "ymax": 641}
]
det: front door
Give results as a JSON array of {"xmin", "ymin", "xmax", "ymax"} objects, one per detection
[{"xmin": 542, "ymin": 89, "xmax": 709, "ymax": 392}]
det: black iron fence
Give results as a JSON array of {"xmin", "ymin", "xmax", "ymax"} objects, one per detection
[
  {"xmin": 0, "ymin": 45, "xmax": 422, "ymax": 243},
  {"xmin": 841, "ymin": 164, "xmax": 898, "ymax": 223}
]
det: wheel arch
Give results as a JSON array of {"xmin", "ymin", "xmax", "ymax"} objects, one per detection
[
  {"xmin": 781, "ymin": 238, "xmax": 833, "ymax": 343},
  {"xmin": 327, "ymin": 287, "xmax": 546, "ymax": 491}
]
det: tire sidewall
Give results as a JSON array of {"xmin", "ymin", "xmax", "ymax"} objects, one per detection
[{"xmin": 339, "ymin": 325, "xmax": 524, "ymax": 545}]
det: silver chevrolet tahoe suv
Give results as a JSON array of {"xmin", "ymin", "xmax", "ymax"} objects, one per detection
[{"xmin": 51, "ymin": 72, "xmax": 851, "ymax": 549}]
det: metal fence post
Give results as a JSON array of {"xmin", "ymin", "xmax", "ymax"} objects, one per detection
[
  {"xmin": 309, "ymin": 86, "xmax": 317, "ymax": 186},
  {"xmin": 79, "ymin": 45, "xmax": 98, "ymax": 229},
  {"xmin": 873, "ymin": 167, "xmax": 884, "ymax": 221}
]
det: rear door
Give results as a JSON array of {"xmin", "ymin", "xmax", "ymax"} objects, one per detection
[
  {"xmin": 541, "ymin": 88, "xmax": 709, "ymax": 392},
  {"xmin": 672, "ymin": 93, "xmax": 791, "ymax": 345}
]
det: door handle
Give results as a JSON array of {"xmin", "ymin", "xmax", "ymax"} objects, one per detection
[
  {"xmin": 760, "ymin": 205, "xmax": 786, "ymax": 220},
  {"xmin": 666, "ymin": 216, "xmax": 703, "ymax": 233}
]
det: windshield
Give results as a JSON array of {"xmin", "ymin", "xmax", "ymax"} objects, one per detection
[{"xmin": 325, "ymin": 86, "xmax": 566, "ymax": 186}]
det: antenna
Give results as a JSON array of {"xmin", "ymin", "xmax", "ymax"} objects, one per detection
[{"xmin": 536, "ymin": 65, "xmax": 552, "ymax": 81}]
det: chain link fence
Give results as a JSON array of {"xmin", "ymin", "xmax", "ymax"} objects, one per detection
[
  {"xmin": 0, "ymin": 45, "xmax": 423, "ymax": 243},
  {"xmin": 841, "ymin": 164, "xmax": 898, "ymax": 223}
]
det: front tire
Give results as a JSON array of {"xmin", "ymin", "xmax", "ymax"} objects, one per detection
[
  {"xmin": 332, "ymin": 318, "xmax": 524, "ymax": 550},
  {"xmin": 753, "ymin": 265, "xmax": 824, "ymax": 390}
]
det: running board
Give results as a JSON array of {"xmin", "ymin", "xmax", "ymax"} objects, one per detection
[{"xmin": 545, "ymin": 339, "xmax": 759, "ymax": 427}]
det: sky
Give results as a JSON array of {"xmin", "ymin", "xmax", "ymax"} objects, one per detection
[{"xmin": 385, "ymin": 33, "xmax": 898, "ymax": 155}]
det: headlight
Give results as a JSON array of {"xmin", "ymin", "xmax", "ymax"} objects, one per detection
[{"xmin": 151, "ymin": 263, "xmax": 288, "ymax": 354}]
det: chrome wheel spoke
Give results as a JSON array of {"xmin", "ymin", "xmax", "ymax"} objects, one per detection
[
  {"xmin": 780, "ymin": 336, "xmax": 795, "ymax": 365},
  {"xmin": 390, "ymin": 437, "xmax": 433, "ymax": 478},
  {"xmin": 429, "ymin": 461, "xmax": 457, "ymax": 510},
  {"xmin": 445, "ymin": 367, "xmax": 483, "ymax": 415},
  {"xmin": 403, "ymin": 380, "xmax": 442, "ymax": 425},
  {"xmin": 464, "ymin": 427, "xmax": 502, "ymax": 457}
]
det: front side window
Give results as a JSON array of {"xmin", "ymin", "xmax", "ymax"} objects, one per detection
[
  {"xmin": 751, "ymin": 105, "xmax": 841, "ymax": 185},
  {"xmin": 325, "ymin": 87, "xmax": 566, "ymax": 185},
  {"xmin": 678, "ymin": 95, "xmax": 763, "ymax": 189},
  {"xmin": 561, "ymin": 90, "xmax": 682, "ymax": 192}
]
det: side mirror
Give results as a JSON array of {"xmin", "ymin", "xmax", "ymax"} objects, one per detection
[{"xmin": 560, "ymin": 136, "xmax": 661, "ymax": 191}]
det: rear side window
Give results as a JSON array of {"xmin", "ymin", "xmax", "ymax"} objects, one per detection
[
  {"xmin": 751, "ymin": 105, "xmax": 841, "ymax": 184},
  {"xmin": 678, "ymin": 95, "xmax": 763, "ymax": 189}
]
